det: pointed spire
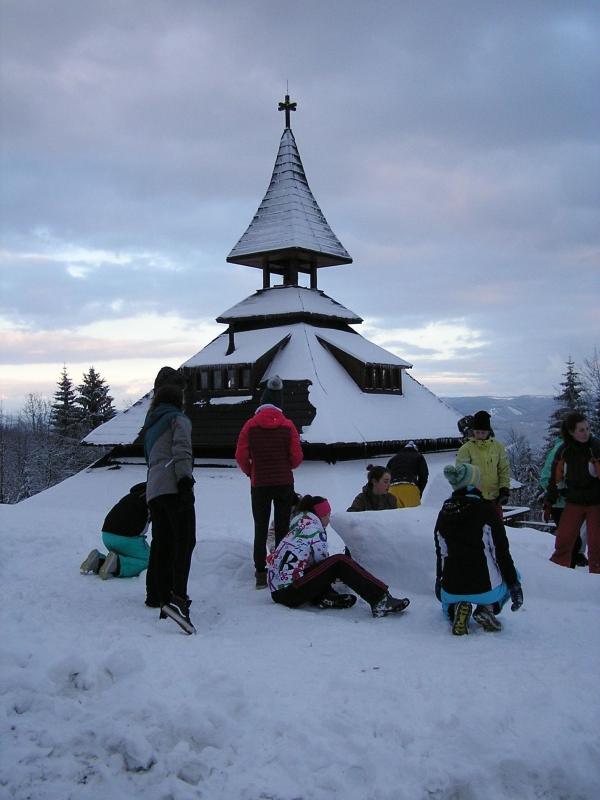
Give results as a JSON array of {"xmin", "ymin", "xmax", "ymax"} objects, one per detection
[
  {"xmin": 278, "ymin": 93, "xmax": 296, "ymax": 128},
  {"xmin": 227, "ymin": 98, "xmax": 352, "ymax": 289}
]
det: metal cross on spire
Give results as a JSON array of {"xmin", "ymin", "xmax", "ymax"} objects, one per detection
[{"xmin": 278, "ymin": 94, "xmax": 297, "ymax": 129}]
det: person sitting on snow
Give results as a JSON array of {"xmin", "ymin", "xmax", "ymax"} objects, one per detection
[
  {"xmin": 347, "ymin": 465, "xmax": 398, "ymax": 512},
  {"xmin": 267, "ymin": 494, "xmax": 410, "ymax": 616},
  {"xmin": 433, "ymin": 463, "xmax": 523, "ymax": 636},
  {"xmin": 80, "ymin": 483, "xmax": 150, "ymax": 580}
]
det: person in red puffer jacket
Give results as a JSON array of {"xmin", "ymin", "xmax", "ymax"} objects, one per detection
[{"xmin": 235, "ymin": 376, "xmax": 304, "ymax": 588}]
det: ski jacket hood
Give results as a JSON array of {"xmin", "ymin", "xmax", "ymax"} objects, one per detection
[{"xmin": 253, "ymin": 405, "xmax": 286, "ymax": 429}]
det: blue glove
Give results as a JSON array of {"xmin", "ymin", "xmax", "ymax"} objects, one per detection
[{"xmin": 509, "ymin": 582, "xmax": 523, "ymax": 611}]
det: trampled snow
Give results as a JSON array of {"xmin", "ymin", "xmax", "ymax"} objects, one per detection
[{"xmin": 1, "ymin": 455, "xmax": 598, "ymax": 799}]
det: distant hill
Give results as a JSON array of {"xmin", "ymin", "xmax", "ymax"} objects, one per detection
[{"xmin": 440, "ymin": 395, "xmax": 556, "ymax": 453}]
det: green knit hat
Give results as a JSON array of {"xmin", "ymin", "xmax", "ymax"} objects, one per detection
[{"xmin": 444, "ymin": 463, "xmax": 481, "ymax": 491}]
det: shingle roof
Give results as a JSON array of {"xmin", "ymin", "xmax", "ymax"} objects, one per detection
[
  {"xmin": 227, "ymin": 129, "xmax": 352, "ymax": 269},
  {"xmin": 216, "ymin": 285, "xmax": 362, "ymax": 324}
]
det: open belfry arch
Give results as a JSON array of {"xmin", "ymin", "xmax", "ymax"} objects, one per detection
[{"xmin": 86, "ymin": 95, "xmax": 462, "ymax": 461}]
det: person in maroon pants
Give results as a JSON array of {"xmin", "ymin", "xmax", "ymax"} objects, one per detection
[{"xmin": 546, "ymin": 413, "xmax": 600, "ymax": 574}]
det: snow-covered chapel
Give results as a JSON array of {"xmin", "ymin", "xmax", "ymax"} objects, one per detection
[{"xmin": 86, "ymin": 96, "xmax": 461, "ymax": 461}]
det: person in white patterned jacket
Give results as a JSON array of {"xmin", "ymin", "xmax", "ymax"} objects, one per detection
[{"xmin": 267, "ymin": 494, "xmax": 410, "ymax": 617}]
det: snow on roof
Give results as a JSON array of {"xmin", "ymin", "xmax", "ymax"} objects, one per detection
[
  {"xmin": 217, "ymin": 285, "xmax": 361, "ymax": 323},
  {"xmin": 227, "ymin": 129, "xmax": 352, "ymax": 264},
  {"xmin": 83, "ymin": 392, "xmax": 150, "ymax": 446},
  {"xmin": 84, "ymin": 323, "xmax": 459, "ymax": 447},
  {"xmin": 181, "ymin": 327, "xmax": 290, "ymax": 368},
  {"xmin": 316, "ymin": 328, "xmax": 412, "ymax": 369},
  {"xmin": 259, "ymin": 324, "xmax": 460, "ymax": 443}
]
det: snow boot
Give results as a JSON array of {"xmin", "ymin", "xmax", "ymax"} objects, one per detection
[
  {"xmin": 451, "ymin": 602, "xmax": 472, "ymax": 636},
  {"xmin": 473, "ymin": 604, "xmax": 502, "ymax": 632},
  {"xmin": 160, "ymin": 595, "xmax": 196, "ymax": 635},
  {"xmin": 99, "ymin": 551, "xmax": 119, "ymax": 580},
  {"xmin": 315, "ymin": 591, "xmax": 357, "ymax": 609},
  {"xmin": 80, "ymin": 549, "xmax": 101, "ymax": 575},
  {"xmin": 371, "ymin": 592, "xmax": 410, "ymax": 618},
  {"xmin": 255, "ymin": 570, "xmax": 268, "ymax": 590}
]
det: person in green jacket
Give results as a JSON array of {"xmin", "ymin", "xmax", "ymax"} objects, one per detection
[{"xmin": 456, "ymin": 410, "xmax": 510, "ymax": 517}]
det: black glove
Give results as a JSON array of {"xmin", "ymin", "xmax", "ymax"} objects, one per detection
[
  {"xmin": 498, "ymin": 487, "xmax": 510, "ymax": 506},
  {"xmin": 509, "ymin": 582, "xmax": 523, "ymax": 611},
  {"xmin": 542, "ymin": 501, "xmax": 553, "ymax": 523},
  {"xmin": 435, "ymin": 578, "xmax": 442, "ymax": 602},
  {"xmin": 177, "ymin": 476, "xmax": 195, "ymax": 509}
]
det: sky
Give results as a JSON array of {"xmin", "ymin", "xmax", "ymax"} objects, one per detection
[{"xmin": 1, "ymin": 0, "xmax": 599, "ymax": 413}]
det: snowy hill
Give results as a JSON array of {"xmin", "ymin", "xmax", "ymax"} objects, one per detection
[
  {"xmin": 442, "ymin": 395, "xmax": 556, "ymax": 451},
  {"xmin": 0, "ymin": 456, "xmax": 598, "ymax": 799}
]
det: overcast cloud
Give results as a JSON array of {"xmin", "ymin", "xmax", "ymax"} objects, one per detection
[{"xmin": 1, "ymin": 0, "xmax": 599, "ymax": 411}]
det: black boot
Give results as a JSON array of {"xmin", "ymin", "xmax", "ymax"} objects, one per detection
[{"xmin": 371, "ymin": 591, "xmax": 410, "ymax": 618}]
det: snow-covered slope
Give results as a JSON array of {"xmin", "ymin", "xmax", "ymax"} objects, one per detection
[{"xmin": 0, "ymin": 456, "xmax": 598, "ymax": 799}]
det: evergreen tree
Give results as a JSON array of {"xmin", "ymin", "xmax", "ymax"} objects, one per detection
[
  {"xmin": 545, "ymin": 357, "xmax": 587, "ymax": 446},
  {"xmin": 76, "ymin": 367, "xmax": 116, "ymax": 433},
  {"xmin": 50, "ymin": 366, "xmax": 80, "ymax": 436},
  {"xmin": 582, "ymin": 347, "xmax": 600, "ymax": 435}
]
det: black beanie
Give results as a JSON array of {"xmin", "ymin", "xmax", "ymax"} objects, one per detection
[
  {"xmin": 472, "ymin": 410, "xmax": 491, "ymax": 431},
  {"xmin": 154, "ymin": 366, "xmax": 187, "ymax": 391},
  {"xmin": 261, "ymin": 375, "xmax": 283, "ymax": 409}
]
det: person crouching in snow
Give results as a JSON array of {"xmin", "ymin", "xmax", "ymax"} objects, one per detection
[
  {"xmin": 434, "ymin": 464, "xmax": 523, "ymax": 636},
  {"xmin": 80, "ymin": 483, "xmax": 150, "ymax": 580},
  {"xmin": 267, "ymin": 494, "xmax": 410, "ymax": 616}
]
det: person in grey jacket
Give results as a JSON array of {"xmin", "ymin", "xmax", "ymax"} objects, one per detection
[{"xmin": 144, "ymin": 385, "xmax": 196, "ymax": 634}]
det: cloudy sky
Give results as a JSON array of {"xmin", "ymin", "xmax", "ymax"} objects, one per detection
[{"xmin": 1, "ymin": 0, "xmax": 599, "ymax": 412}]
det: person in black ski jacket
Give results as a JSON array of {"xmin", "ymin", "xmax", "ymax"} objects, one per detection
[
  {"xmin": 546, "ymin": 413, "xmax": 600, "ymax": 574},
  {"xmin": 80, "ymin": 483, "xmax": 150, "ymax": 580},
  {"xmin": 434, "ymin": 463, "xmax": 523, "ymax": 636},
  {"xmin": 386, "ymin": 442, "xmax": 429, "ymax": 507}
]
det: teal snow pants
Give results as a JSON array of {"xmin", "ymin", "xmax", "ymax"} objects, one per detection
[{"xmin": 100, "ymin": 532, "xmax": 150, "ymax": 578}]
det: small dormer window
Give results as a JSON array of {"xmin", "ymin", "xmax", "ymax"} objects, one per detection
[
  {"xmin": 317, "ymin": 336, "xmax": 404, "ymax": 395},
  {"xmin": 189, "ymin": 363, "xmax": 255, "ymax": 397}
]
